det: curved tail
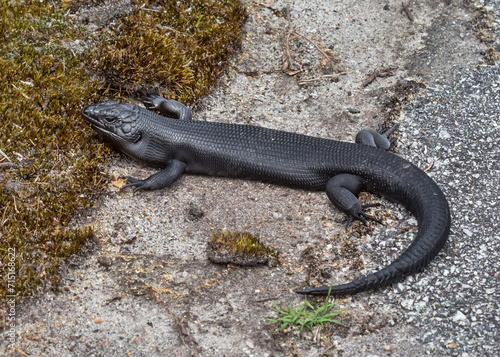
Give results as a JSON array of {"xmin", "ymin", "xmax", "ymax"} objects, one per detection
[{"xmin": 295, "ymin": 166, "xmax": 451, "ymax": 296}]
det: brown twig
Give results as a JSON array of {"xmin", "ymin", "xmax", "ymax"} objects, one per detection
[
  {"xmin": 252, "ymin": 0, "xmax": 280, "ymax": 13},
  {"xmin": 377, "ymin": 66, "xmax": 398, "ymax": 78},
  {"xmin": 298, "ymin": 72, "xmax": 350, "ymax": 85},
  {"xmin": 424, "ymin": 162, "xmax": 434, "ymax": 172},
  {"xmin": 0, "ymin": 148, "xmax": 11, "ymax": 162},
  {"xmin": 290, "ymin": 30, "xmax": 333, "ymax": 64},
  {"xmin": 13, "ymin": 348, "xmax": 30, "ymax": 357},
  {"xmin": 361, "ymin": 66, "xmax": 398, "ymax": 88},
  {"xmin": 283, "ymin": 4, "xmax": 342, "ymax": 74},
  {"xmin": 402, "ymin": 2, "xmax": 414, "ymax": 22},
  {"xmin": 0, "ymin": 162, "xmax": 17, "ymax": 168},
  {"xmin": 282, "ymin": 4, "xmax": 294, "ymax": 71},
  {"xmin": 361, "ymin": 70, "xmax": 379, "ymax": 88}
]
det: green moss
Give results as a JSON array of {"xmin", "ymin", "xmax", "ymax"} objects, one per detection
[
  {"xmin": 0, "ymin": 0, "xmax": 109, "ymax": 300},
  {"xmin": 0, "ymin": 0, "xmax": 246, "ymax": 301},
  {"xmin": 86, "ymin": 0, "xmax": 247, "ymax": 104},
  {"xmin": 62, "ymin": 0, "xmax": 107, "ymax": 11},
  {"xmin": 211, "ymin": 231, "xmax": 275, "ymax": 258}
]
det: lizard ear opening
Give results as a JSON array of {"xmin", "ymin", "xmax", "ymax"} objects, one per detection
[{"xmin": 117, "ymin": 125, "xmax": 141, "ymax": 143}]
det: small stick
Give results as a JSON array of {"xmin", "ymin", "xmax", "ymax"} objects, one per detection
[
  {"xmin": 283, "ymin": 5, "xmax": 340, "ymax": 72},
  {"xmin": 361, "ymin": 66, "xmax": 398, "ymax": 88},
  {"xmin": 0, "ymin": 162, "xmax": 17, "ymax": 168},
  {"xmin": 252, "ymin": 0, "xmax": 279, "ymax": 13},
  {"xmin": 141, "ymin": 7, "xmax": 160, "ymax": 12},
  {"xmin": 283, "ymin": 4, "xmax": 294, "ymax": 71},
  {"xmin": 299, "ymin": 72, "xmax": 350, "ymax": 85},
  {"xmin": 361, "ymin": 70, "xmax": 379, "ymax": 88},
  {"xmin": 161, "ymin": 25, "xmax": 194, "ymax": 39},
  {"xmin": 402, "ymin": 2, "xmax": 414, "ymax": 22},
  {"xmin": 290, "ymin": 30, "xmax": 337, "ymax": 66},
  {"xmin": 13, "ymin": 348, "xmax": 30, "ymax": 357},
  {"xmin": 0, "ymin": 148, "xmax": 11, "ymax": 162}
]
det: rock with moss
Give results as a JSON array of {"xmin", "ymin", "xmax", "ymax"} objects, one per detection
[{"xmin": 207, "ymin": 231, "xmax": 279, "ymax": 266}]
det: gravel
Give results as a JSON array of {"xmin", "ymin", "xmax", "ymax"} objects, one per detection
[{"xmin": 393, "ymin": 64, "xmax": 500, "ymax": 356}]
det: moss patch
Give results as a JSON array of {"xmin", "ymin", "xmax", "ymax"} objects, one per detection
[
  {"xmin": 0, "ymin": 0, "xmax": 110, "ymax": 300},
  {"xmin": 85, "ymin": 0, "xmax": 247, "ymax": 104},
  {"xmin": 207, "ymin": 231, "xmax": 278, "ymax": 266},
  {"xmin": 0, "ymin": 0, "xmax": 246, "ymax": 301}
]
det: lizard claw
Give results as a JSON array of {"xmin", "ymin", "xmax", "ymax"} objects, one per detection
[
  {"xmin": 376, "ymin": 123, "xmax": 399, "ymax": 149},
  {"xmin": 120, "ymin": 176, "xmax": 150, "ymax": 192},
  {"xmin": 139, "ymin": 95, "xmax": 163, "ymax": 111},
  {"xmin": 356, "ymin": 123, "xmax": 398, "ymax": 150},
  {"xmin": 342, "ymin": 203, "xmax": 383, "ymax": 227},
  {"xmin": 378, "ymin": 123, "xmax": 399, "ymax": 137}
]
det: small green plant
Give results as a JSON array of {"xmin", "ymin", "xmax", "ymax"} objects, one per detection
[{"xmin": 266, "ymin": 286, "xmax": 347, "ymax": 331}]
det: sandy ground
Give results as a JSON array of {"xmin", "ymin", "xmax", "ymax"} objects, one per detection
[{"xmin": 2, "ymin": 0, "xmax": 499, "ymax": 356}]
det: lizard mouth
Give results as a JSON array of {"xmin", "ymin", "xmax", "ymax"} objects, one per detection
[
  {"xmin": 82, "ymin": 106, "xmax": 120, "ymax": 140},
  {"xmin": 82, "ymin": 105, "xmax": 142, "ymax": 145},
  {"xmin": 82, "ymin": 105, "xmax": 103, "ymax": 127}
]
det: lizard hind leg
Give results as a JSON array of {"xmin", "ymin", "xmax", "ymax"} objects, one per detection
[
  {"xmin": 325, "ymin": 174, "xmax": 383, "ymax": 226},
  {"xmin": 355, "ymin": 123, "xmax": 398, "ymax": 150}
]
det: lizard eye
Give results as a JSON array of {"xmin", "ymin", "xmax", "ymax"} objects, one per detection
[{"xmin": 103, "ymin": 116, "xmax": 116, "ymax": 123}]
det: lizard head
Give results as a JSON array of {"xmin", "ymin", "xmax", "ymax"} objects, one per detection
[{"xmin": 82, "ymin": 101, "xmax": 142, "ymax": 153}]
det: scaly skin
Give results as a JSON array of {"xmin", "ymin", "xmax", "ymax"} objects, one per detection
[{"xmin": 82, "ymin": 98, "xmax": 451, "ymax": 296}]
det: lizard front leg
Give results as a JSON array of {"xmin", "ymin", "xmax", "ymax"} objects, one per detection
[
  {"xmin": 140, "ymin": 95, "xmax": 192, "ymax": 121},
  {"xmin": 121, "ymin": 159, "xmax": 187, "ymax": 192}
]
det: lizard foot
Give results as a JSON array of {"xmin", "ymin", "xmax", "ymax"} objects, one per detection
[
  {"xmin": 356, "ymin": 123, "xmax": 399, "ymax": 150},
  {"xmin": 342, "ymin": 203, "xmax": 383, "ymax": 227},
  {"xmin": 378, "ymin": 123, "xmax": 398, "ymax": 147},
  {"xmin": 119, "ymin": 176, "xmax": 151, "ymax": 192},
  {"xmin": 378, "ymin": 123, "xmax": 398, "ymax": 137},
  {"xmin": 139, "ymin": 95, "xmax": 164, "ymax": 112}
]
